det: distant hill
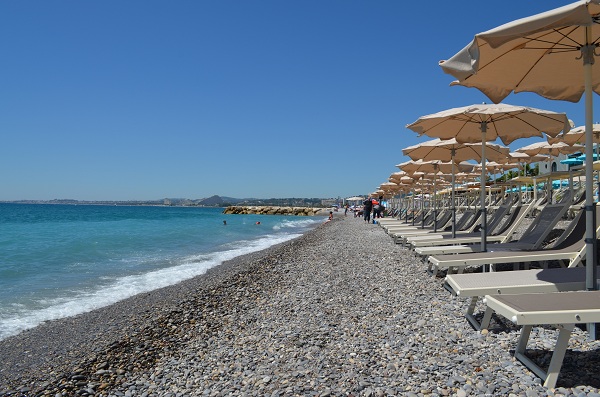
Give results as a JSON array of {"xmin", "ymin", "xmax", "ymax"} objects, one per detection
[
  {"xmin": 197, "ymin": 195, "xmax": 226, "ymax": 206},
  {"xmin": 3, "ymin": 195, "xmax": 331, "ymax": 208},
  {"xmin": 220, "ymin": 196, "xmax": 248, "ymax": 204}
]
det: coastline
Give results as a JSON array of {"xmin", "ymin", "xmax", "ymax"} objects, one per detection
[
  {"xmin": 2, "ymin": 214, "xmax": 600, "ymax": 396},
  {"xmin": 0, "ymin": 225, "xmax": 315, "ymax": 394}
]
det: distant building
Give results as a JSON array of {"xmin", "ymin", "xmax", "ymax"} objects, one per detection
[
  {"xmin": 538, "ymin": 152, "xmax": 585, "ymax": 173},
  {"xmin": 321, "ymin": 199, "xmax": 338, "ymax": 207}
]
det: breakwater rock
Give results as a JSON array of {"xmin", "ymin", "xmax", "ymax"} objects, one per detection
[{"xmin": 223, "ymin": 205, "xmax": 326, "ymax": 216}]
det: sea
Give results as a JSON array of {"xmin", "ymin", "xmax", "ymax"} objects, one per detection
[{"xmin": 0, "ymin": 203, "xmax": 324, "ymax": 341}]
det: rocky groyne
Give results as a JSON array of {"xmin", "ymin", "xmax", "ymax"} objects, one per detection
[{"xmin": 222, "ymin": 205, "xmax": 326, "ymax": 216}]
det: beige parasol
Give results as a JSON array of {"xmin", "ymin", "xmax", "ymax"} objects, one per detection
[
  {"xmin": 439, "ymin": 0, "xmax": 600, "ymax": 297},
  {"xmin": 403, "ymin": 138, "xmax": 510, "ymax": 236},
  {"xmin": 406, "ymin": 103, "xmax": 569, "ymax": 251},
  {"xmin": 548, "ymin": 124, "xmax": 600, "ymax": 145}
]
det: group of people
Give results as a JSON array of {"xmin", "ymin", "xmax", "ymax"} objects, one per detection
[{"xmin": 361, "ymin": 196, "xmax": 384, "ymax": 223}]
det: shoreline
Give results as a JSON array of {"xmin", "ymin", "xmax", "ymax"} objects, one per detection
[
  {"xmin": 2, "ymin": 215, "xmax": 600, "ymax": 396},
  {"xmin": 0, "ymin": 224, "xmax": 319, "ymax": 394}
]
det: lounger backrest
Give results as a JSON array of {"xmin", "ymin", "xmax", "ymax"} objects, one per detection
[
  {"xmin": 412, "ymin": 210, "xmax": 425, "ymax": 223},
  {"xmin": 515, "ymin": 196, "xmax": 573, "ymax": 249},
  {"xmin": 463, "ymin": 209, "xmax": 483, "ymax": 232},
  {"xmin": 490, "ymin": 204, "xmax": 523, "ymax": 236},
  {"xmin": 434, "ymin": 210, "xmax": 452, "ymax": 229},
  {"xmin": 549, "ymin": 208, "xmax": 586, "ymax": 250},
  {"xmin": 451, "ymin": 209, "xmax": 474, "ymax": 231},
  {"xmin": 421, "ymin": 211, "xmax": 436, "ymax": 227},
  {"xmin": 486, "ymin": 204, "xmax": 512, "ymax": 235}
]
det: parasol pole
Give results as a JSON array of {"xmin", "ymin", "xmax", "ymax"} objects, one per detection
[
  {"xmin": 433, "ymin": 164, "xmax": 438, "ymax": 232},
  {"xmin": 583, "ymin": 24, "xmax": 598, "ymax": 339},
  {"xmin": 480, "ymin": 122, "xmax": 488, "ymax": 253},
  {"xmin": 451, "ymin": 150, "xmax": 456, "ymax": 238}
]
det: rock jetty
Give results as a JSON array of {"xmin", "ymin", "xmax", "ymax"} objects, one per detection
[{"xmin": 223, "ymin": 205, "xmax": 326, "ymax": 216}]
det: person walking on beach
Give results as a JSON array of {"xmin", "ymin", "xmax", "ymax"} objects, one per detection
[
  {"xmin": 344, "ymin": 204, "xmax": 349, "ymax": 216},
  {"xmin": 372, "ymin": 199, "xmax": 380, "ymax": 219},
  {"xmin": 363, "ymin": 198, "xmax": 373, "ymax": 223}
]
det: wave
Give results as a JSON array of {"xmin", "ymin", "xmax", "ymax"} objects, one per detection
[
  {"xmin": 272, "ymin": 217, "xmax": 322, "ymax": 230},
  {"xmin": 0, "ymin": 232, "xmax": 302, "ymax": 341}
]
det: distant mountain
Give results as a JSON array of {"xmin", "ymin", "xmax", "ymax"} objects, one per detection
[
  {"xmin": 197, "ymin": 195, "xmax": 226, "ymax": 206},
  {"xmin": 220, "ymin": 196, "xmax": 248, "ymax": 204}
]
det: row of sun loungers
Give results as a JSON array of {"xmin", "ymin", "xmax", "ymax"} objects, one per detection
[{"xmin": 378, "ymin": 188, "xmax": 600, "ymax": 388}]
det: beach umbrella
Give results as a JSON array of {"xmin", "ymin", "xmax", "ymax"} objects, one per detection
[
  {"xmin": 517, "ymin": 141, "xmax": 584, "ymax": 157},
  {"xmin": 504, "ymin": 151, "xmax": 550, "ymax": 178},
  {"xmin": 517, "ymin": 141, "xmax": 585, "ymax": 177},
  {"xmin": 577, "ymin": 153, "xmax": 600, "ymax": 161},
  {"xmin": 406, "ymin": 103, "xmax": 569, "ymax": 251},
  {"xmin": 439, "ymin": 0, "xmax": 600, "ymax": 296},
  {"xmin": 507, "ymin": 151, "xmax": 549, "ymax": 163},
  {"xmin": 548, "ymin": 124, "xmax": 600, "ymax": 145},
  {"xmin": 379, "ymin": 182, "xmax": 399, "ymax": 193},
  {"xmin": 396, "ymin": 159, "xmax": 473, "ymax": 174},
  {"xmin": 402, "ymin": 138, "xmax": 509, "ymax": 236},
  {"xmin": 560, "ymin": 158, "xmax": 584, "ymax": 166},
  {"xmin": 397, "ymin": 160, "xmax": 467, "ymax": 231}
]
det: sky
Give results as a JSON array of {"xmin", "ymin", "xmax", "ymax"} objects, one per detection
[{"xmin": 0, "ymin": 0, "xmax": 590, "ymax": 201}]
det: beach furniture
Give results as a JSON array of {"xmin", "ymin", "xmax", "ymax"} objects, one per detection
[
  {"xmin": 407, "ymin": 197, "xmax": 524, "ymax": 248},
  {"xmin": 380, "ymin": 210, "xmax": 435, "ymax": 231},
  {"xmin": 445, "ymin": 267, "xmax": 594, "ymax": 330},
  {"xmin": 415, "ymin": 196, "xmax": 571, "ymax": 255},
  {"xmin": 413, "ymin": 203, "xmax": 532, "ymax": 255},
  {"xmin": 393, "ymin": 208, "xmax": 483, "ymax": 246},
  {"xmin": 383, "ymin": 209, "xmax": 452, "ymax": 234},
  {"xmin": 484, "ymin": 291, "xmax": 600, "ymax": 388},
  {"xmin": 394, "ymin": 196, "xmax": 515, "ymax": 246},
  {"xmin": 426, "ymin": 204, "xmax": 586, "ymax": 277},
  {"xmin": 405, "ymin": 196, "xmax": 536, "ymax": 249}
]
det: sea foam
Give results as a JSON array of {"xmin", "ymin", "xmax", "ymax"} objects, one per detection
[{"xmin": 0, "ymin": 232, "xmax": 302, "ymax": 341}]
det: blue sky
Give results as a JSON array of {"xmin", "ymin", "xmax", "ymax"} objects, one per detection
[{"xmin": 0, "ymin": 0, "xmax": 586, "ymax": 201}]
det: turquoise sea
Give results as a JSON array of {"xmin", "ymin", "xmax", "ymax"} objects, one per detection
[{"xmin": 0, "ymin": 203, "xmax": 324, "ymax": 341}]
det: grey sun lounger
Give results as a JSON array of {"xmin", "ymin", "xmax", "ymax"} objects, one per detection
[
  {"xmin": 424, "ymin": 200, "xmax": 579, "ymax": 276},
  {"xmin": 383, "ymin": 209, "xmax": 452, "ymax": 234},
  {"xmin": 408, "ymin": 196, "xmax": 545, "ymax": 249},
  {"xmin": 441, "ymin": 207, "xmax": 598, "ymax": 330},
  {"xmin": 402, "ymin": 197, "xmax": 525, "ymax": 248},
  {"xmin": 412, "ymin": 203, "xmax": 532, "ymax": 254},
  {"xmin": 445, "ymin": 267, "xmax": 594, "ymax": 331},
  {"xmin": 393, "ymin": 209, "xmax": 483, "ymax": 246},
  {"xmin": 484, "ymin": 290, "xmax": 600, "ymax": 389}
]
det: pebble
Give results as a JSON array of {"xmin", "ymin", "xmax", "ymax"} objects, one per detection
[{"xmin": 1, "ymin": 215, "xmax": 600, "ymax": 396}]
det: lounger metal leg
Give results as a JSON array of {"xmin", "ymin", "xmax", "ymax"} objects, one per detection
[
  {"xmin": 464, "ymin": 296, "xmax": 491, "ymax": 331},
  {"xmin": 513, "ymin": 324, "xmax": 574, "ymax": 389},
  {"xmin": 480, "ymin": 306, "xmax": 494, "ymax": 330},
  {"xmin": 543, "ymin": 324, "xmax": 574, "ymax": 388}
]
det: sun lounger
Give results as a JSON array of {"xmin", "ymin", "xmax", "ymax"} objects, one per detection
[
  {"xmin": 425, "ymin": 201, "xmax": 578, "ymax": 276},
  {"xmin": 412, "ymin": 203, "xmax": 531, "ymax": 254},
  {"xmin": 407, "ymin": 196, "xmax": 545, "ymax": 249},
  {"xmin": 401, "ymin": 196, "xmax": 523, "ymax": 247},
  {"xmin": 484, "ymin": 290, "xmax": 600, "ymax": 388},
  {"xmin": 393, "ymin": 209, "xmax": 483, "ymax": 245},
  {"xmin": 416, "ymin": 193, "xmax": 576, "ymax": 255},
  {"xmin": 445, "ymin": 267, "xmax": 593, "ymax": 330},
  {"xmin": 441, "ymin": 206, "xmax": 597, "ymax": 328},
  {"xmin": 383, "ymin": 209, "xmax": 452, "ymax": 234},
  {"xmin": 427, "ymin": 230, "xmax": 586, "ymax": 277}
]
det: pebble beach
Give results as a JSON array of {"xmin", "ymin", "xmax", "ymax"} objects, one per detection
[{"xmin": 2, "ymin": 213, "xmax": 600, "ymax": 397}]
